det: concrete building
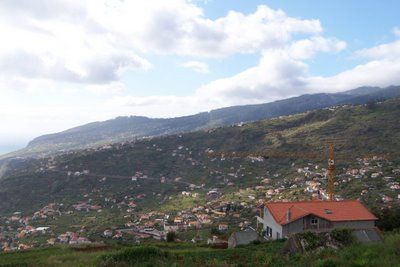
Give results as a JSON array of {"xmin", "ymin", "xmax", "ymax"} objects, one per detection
[
  {"xmin": 228, "ymin": 228, "xmax": 259, "ymax": 248},
  {"xmin": 257, "ymin": 200, "xmax": 377, "ymax": 240}
]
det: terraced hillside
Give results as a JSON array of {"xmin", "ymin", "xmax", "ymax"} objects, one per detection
[{"xmin": 0, "ymin": 99, "xmax": 399, "ymax": 249}]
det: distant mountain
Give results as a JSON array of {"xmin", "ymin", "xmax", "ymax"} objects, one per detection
[
  {"xmin": 1, "ymin": 97, "xmax": 400, "ymax": 214},
  {"xmin": 4, "ymin": 85, "xmax": 400, "ymax": 159}
]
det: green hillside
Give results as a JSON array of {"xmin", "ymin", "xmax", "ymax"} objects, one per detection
[
  {"xmin": 2, "ymin": 98, "xmax": 400, "ymax": 211},
  {"xmin": 0, "ymin": 98, "xmax": 399, "ymax": 252}
]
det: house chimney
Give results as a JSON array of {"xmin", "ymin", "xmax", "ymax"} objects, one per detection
[{"xmin": 286, "ymin": 207, "xmax": 292, "ymax": 222}]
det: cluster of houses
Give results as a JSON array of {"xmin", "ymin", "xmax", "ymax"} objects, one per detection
[
  {"xmin": 0, "ymin": 211, "xmax": 53, "ymax": 252},
  {"xmin": 72, "ymin": 202, "xmax": 102, "ymax": 212},
  {"xmin": 0, "ymin": 203, "xmax": 96, "ymax": 251},
  {"xmin": 53, "ymin": 232, "xmax": 91, "ymax": 245},
  {"xmin": 0, "ymin": 147, "xmax": 398, "ymax": 251}
]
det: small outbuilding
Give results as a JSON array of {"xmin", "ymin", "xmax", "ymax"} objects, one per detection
[{"xmin": 228, "ymin": 228, "xmax": 259, "ymax": 248}]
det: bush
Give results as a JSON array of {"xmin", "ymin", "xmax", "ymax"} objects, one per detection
[
  {"xmin": 297, "ymin": 231, "xmax": 322, "ymax": 250},
  {"xmin": 331, "ymin": 229, "xmax": 355, "ymax": 246},
  {"xmin": 166, "ymin": 231, "xmax": 176, "ymax": 242},
  {"xmin": 375, "ymin": 206, "xmax": 400, "ymax": 231},
  {"xmin": 317, "ymin": 258, "xmax": 338, "ymax": 267},
  {"xmin": 251, "ymin": 240, "xmax": 261, "ymax": 245},
  {"xmin": 210, "ymin": 227, "xmax": 221, "ymax": 235}
]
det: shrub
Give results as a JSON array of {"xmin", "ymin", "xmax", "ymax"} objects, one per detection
[
  {"xmin": 210, "ymin": 227, "xmax": 221, "ymax": 235},
  {"xmin": 297, "ymin": 231, "xmax": 322, "ymax": 250},
  {"xmin": 251, "ymin": 240, "xmax": 261, "ymax": 245},
  {"xmin": 166, "ymin": 231, "xmax": 177, "ymax": 242},
  {"xmin": 375, "ymin": 206, "xmax": 400, "ymax": 231},
  {"xmin": 317, "ymin": 258, "xmax": 338, "ymax": 267},
  {"xmin": 331, "ymin": 229, "xmax": 355, "ymax": 246}
]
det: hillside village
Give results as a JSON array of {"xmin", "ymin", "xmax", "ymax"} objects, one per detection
[
  {"xmin": 1, "ymin": 145, "xmax": 399, "ymax": 251},
  {"xmin": 1, "ymin": 100, "xmax": 400, "ymax": 252}
]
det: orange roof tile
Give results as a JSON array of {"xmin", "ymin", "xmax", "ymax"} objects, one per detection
[{"xmin": 265, "ymin": 200, "xmax": 377, "ymax": 225}]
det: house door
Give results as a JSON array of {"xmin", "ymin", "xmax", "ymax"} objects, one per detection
[{"xmin": 276, "ymin": 232, "xmax": 280, "ymax": 239}]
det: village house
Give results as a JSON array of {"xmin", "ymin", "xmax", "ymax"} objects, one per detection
[
  {"xmin": 257, "ymin": 200, "xmax": 378, "ymax": 240},
  {"xmin": 103, "ymin": 229, "xmax": 113, "ymax": 238},
  {"xmin": 188, "ymin": 221, "xmax": 200, "ymax": 228},
  {"xmin": 218, "ymin": 223, "xmax": 229, "ymax": 232},
  {"xmin": 164, "ymin": 223, "xmax": 179, "ymax": 232},
  {"xmin": 207, "ymin": 190, "xmax": 220, "ymax": 199}
]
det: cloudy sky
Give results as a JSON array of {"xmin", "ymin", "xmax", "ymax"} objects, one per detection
[{"xmin": 1, "ymin": 0, "xmax": 400, "ymax": 154}]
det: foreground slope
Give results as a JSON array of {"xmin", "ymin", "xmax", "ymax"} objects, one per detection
[{"xmin": 0, "ymin": 233, "xmax": 399, "ymax": 267}]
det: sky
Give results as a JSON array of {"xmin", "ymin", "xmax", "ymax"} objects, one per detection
[{"xmin": 1, "ymin": 0, "xmax": 400, "ymax": 155}]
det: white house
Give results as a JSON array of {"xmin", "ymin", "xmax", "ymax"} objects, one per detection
[{"xmin": 257, "ymin": 200, "xmax": 377, "ymax": 240}]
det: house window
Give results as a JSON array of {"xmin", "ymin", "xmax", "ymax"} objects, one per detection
[
  {"xmin": 311, "ymin": 218, "xmax": 318, "ymax": 225},
  {"xmin": 265, "ymin": 226, "xmax": 273, "ymax": 237}
]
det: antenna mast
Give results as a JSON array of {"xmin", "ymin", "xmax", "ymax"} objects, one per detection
[{"xmin": 327, "ymin": 141, "xmax": 336, "ymax": 201}]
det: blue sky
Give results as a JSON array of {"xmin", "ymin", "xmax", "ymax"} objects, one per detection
[{"xmin": 0, "ymin": 0, "xmax": 400, "ymax": 155}]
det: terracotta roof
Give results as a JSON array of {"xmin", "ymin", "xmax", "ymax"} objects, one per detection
[{"xmin": 265, "ymin": 200, "xmax": 377, "ymax": 225}]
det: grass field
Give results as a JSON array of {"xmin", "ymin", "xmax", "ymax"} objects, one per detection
[{"xmin": 0, "ymin": 232, "xmax": 399, "ymax": 267}]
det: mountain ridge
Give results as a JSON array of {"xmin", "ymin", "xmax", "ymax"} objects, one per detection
[{"xmin": 4, "ymin": 85, "xmax": 400, "ymax": 159}]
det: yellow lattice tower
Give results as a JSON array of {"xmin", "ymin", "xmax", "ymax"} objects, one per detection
[{"xmin": 327, "ymin": 141, "xmax": 336, "ymax": 201}]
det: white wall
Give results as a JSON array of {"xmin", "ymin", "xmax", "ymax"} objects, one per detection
[{"xmin": 262, "ymin": 206, "xmax": 283, "ymax": 240}]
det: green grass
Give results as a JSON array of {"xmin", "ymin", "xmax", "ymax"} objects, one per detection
[
  {"xmin": 0, "ymin": 246, "xmax": 114, "ymax": 267},
  {"xmin": 1, "ymin": 232, "xmax": 400, "ymax": 267}
]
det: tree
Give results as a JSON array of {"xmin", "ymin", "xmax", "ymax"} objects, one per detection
[
  {"xmin": 375, "ymin": 206, "xmax": 400, "ymax": 231},
  {"xmin": 166, "ymin": 231, "xmax": 176, "ymax": 242}
]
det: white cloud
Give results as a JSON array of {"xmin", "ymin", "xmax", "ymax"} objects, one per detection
[
  {"xmin": 308, "ymin": 39, "xmax": 400, "ymax": 91},
  {"xmin": 307, "ymin": 59, "xmax": 400, "ymax": 91},
  {"xmin": 85, "ymin": 82, "xmax": 127, "ymax": 95},
  {"xmin": 355, "ymin": 40, "xmax": 400, "ymax": 59},
  {"xmin": 0, "ymin": 50, "xmax": 151, "ymax": 84},
  {"xmin": 131, "ymin": 4, "xmax": 322, "ymax": 57},
  {"xmin": 393, "ymin": 26, "xmax": 400, "ymax": 37},
  {"xmin": 288, "ymin": 37, "xmax": 346, "ymax": 59},
  {"xmin": 195, "ymin": 38, "xmax": 400, "ymax": 103},
  {"xmin": 181, "ymin": 61, "xmax": 209, "ymax": 73},
  {"xmin": 0, "ymin": 0, "xmax": 152, "ymax": 87},
  {"xmin": 0, "ymin": 0, "xmax": 324, "ymax": 94},
  {"xmin": 196, "ymin": 50, "xmax": 308, "ymax": 104}
]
